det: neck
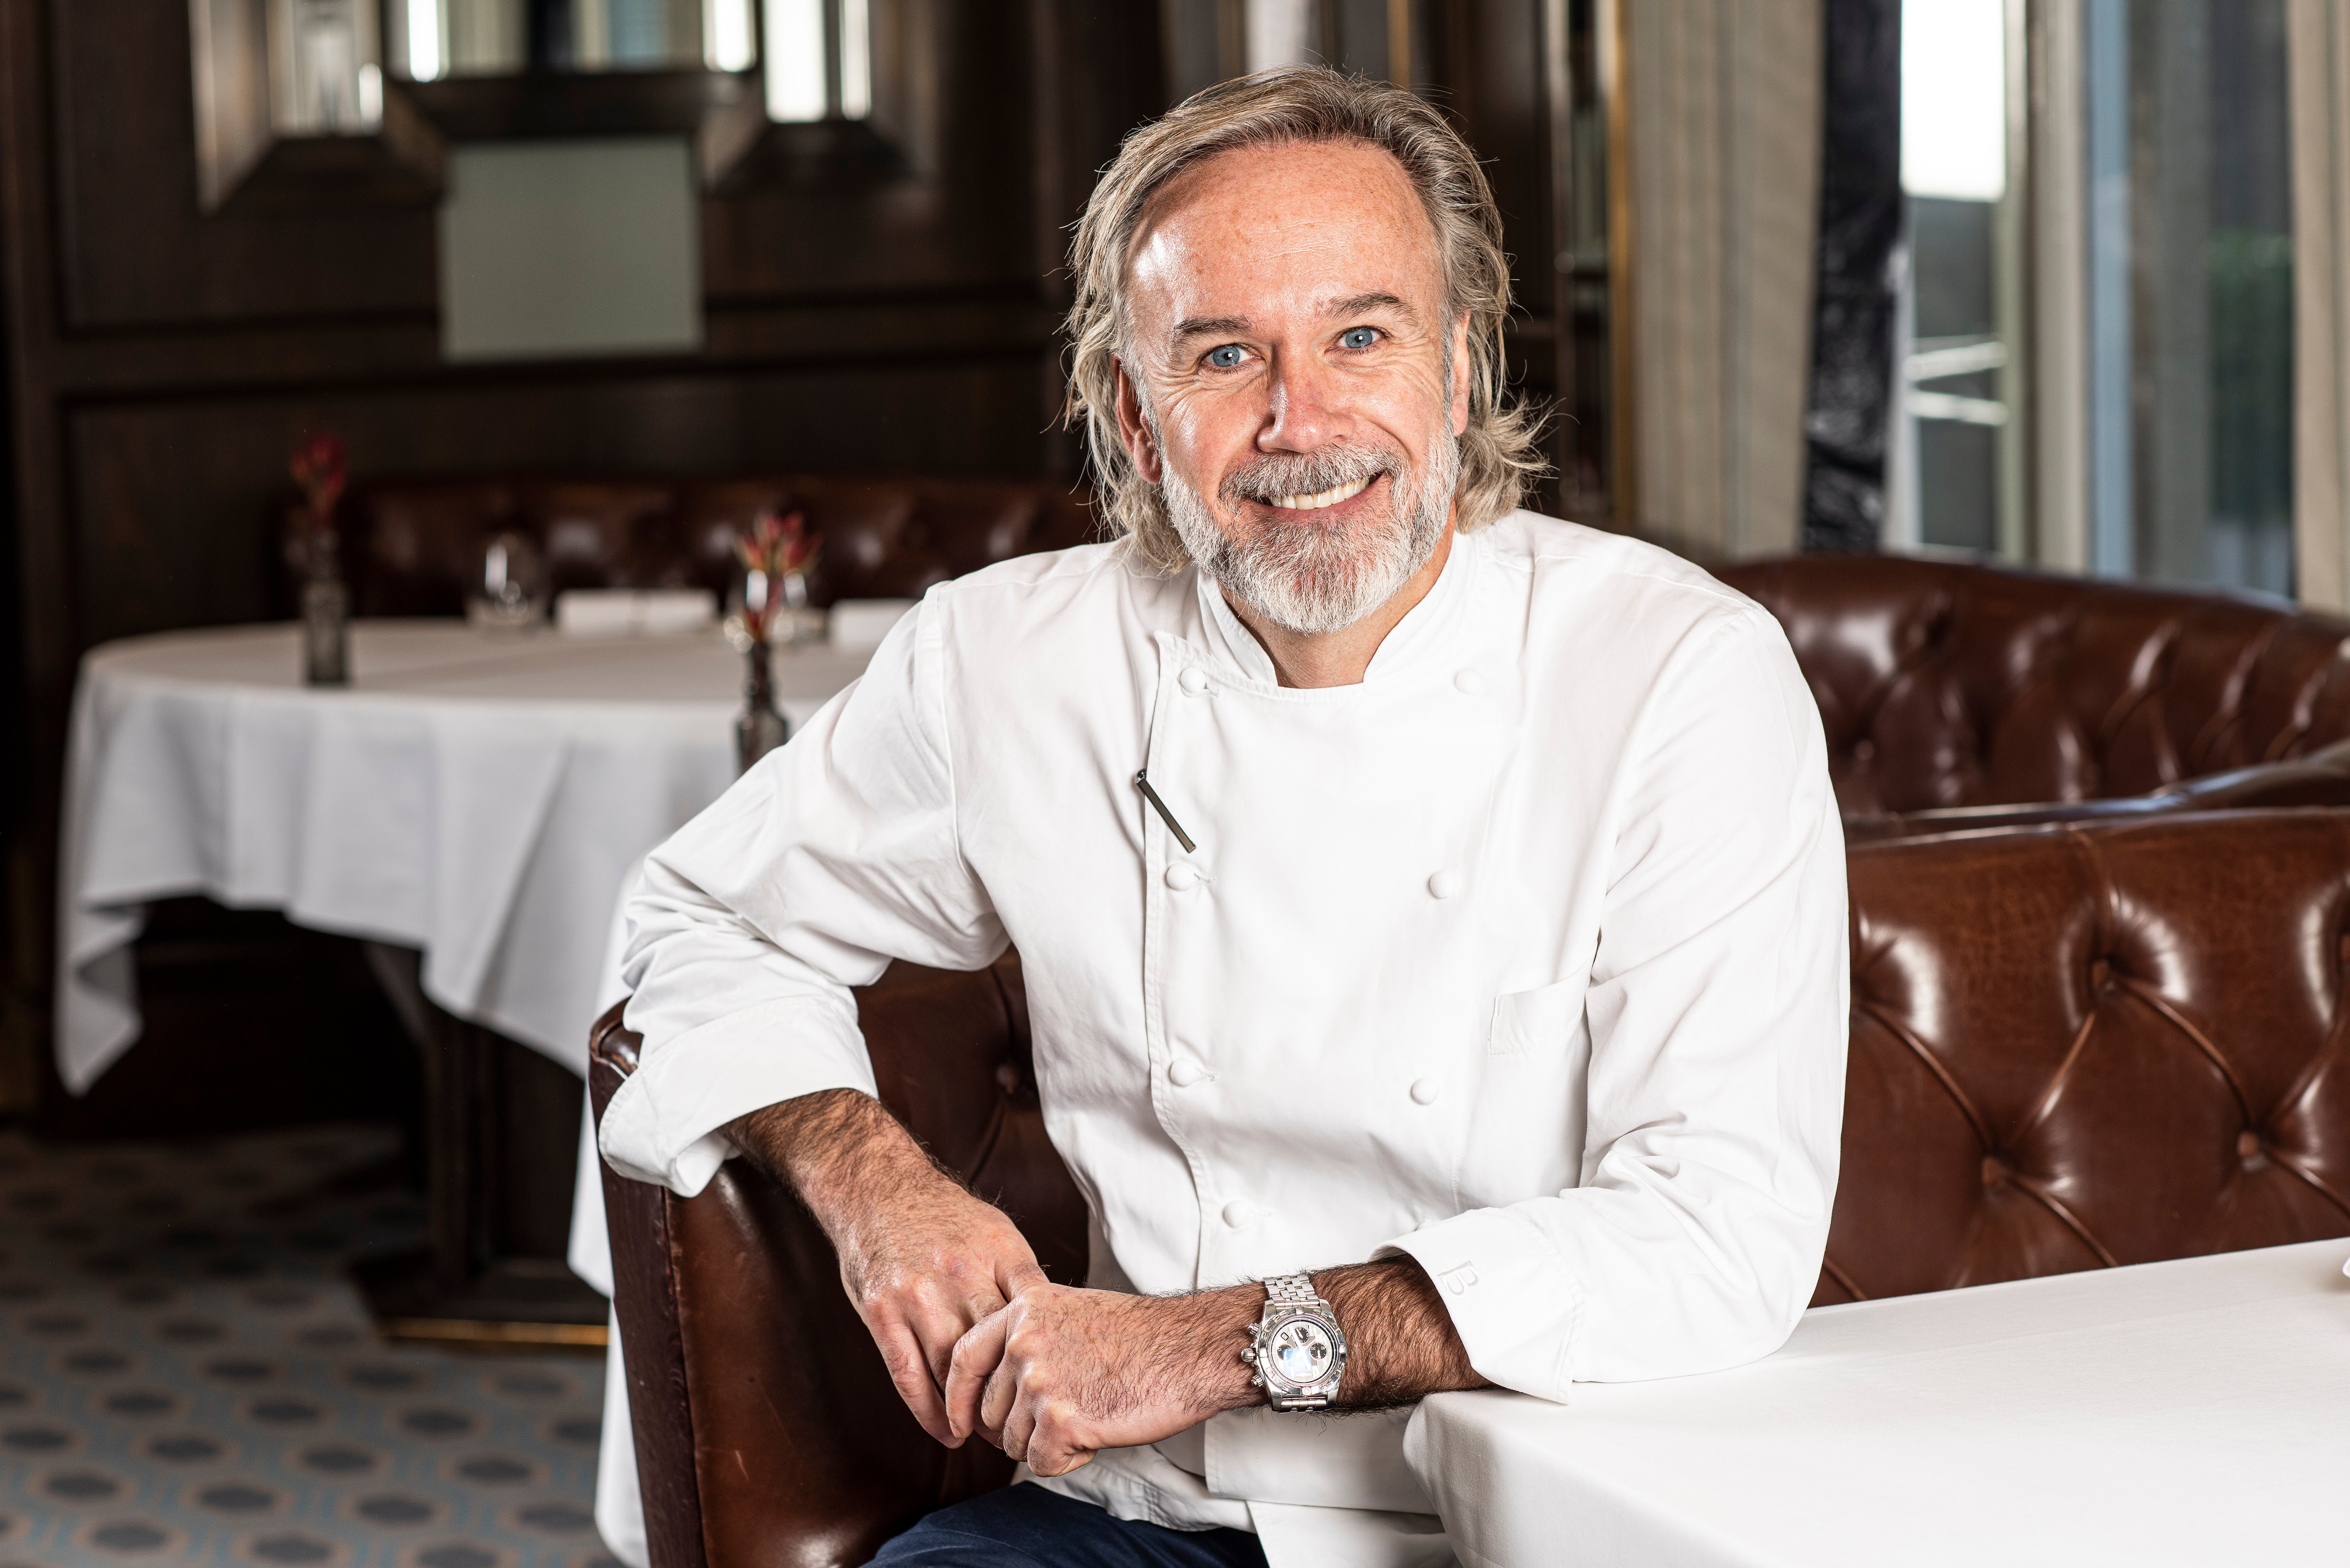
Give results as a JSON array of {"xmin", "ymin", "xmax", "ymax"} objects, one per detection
[{"xmin": 1220, "ymin": 519, "xmax": 1456, "ymax": 689}]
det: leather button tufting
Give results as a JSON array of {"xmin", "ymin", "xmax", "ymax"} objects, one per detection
[
  {"xmin": 2090, "ymin": 958, "xmax": 2113, "ymax": 988},
  {"xmin": 1981, "ymin": 1155, "xmax": 2007, "ymax": 1187},
  {"xmin": 2238, "ymin": 1129, "xmax": 2263, "ymax": 1160},
  {"xmin": 1853, "ymin": 738, "xmax": 1876, "ymax": 762}
]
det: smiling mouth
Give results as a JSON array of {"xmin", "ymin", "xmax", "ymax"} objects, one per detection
[{"xmin": 1260, "ymin": 474, "xmax": 1375, "ymax": 512}]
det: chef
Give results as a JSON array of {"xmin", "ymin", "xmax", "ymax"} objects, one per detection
[{"xmin": 600, "ymin": 64, "xmax": 1847, "ymax": 1568}]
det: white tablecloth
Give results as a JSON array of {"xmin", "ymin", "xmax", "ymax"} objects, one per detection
[
  {"xmin": 1407, "ymin": 1239, "xmax": 2350, "ymax": 1567},
  {"xmin": 58, "ymin": 619, "xmax": 870, "ymax": 1088}
]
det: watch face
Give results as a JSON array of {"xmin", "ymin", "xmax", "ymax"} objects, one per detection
[{"xmin": 1270, "ymin": 1317, "xmax": 1334, "ymax": 1387}]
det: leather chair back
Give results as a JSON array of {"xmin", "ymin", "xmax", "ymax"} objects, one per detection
[
  {"xmin": 278, "ymin": 475, "xmax": 1100, "ymax": 618},
  {"xmin": 591, "ymin": 809, "xmax": 2350, "ymax": 1567},
  {"xmin": 593, "ymin": 955, "xmax": 1083, "ymax": 1568},
  {"xmin": 1716, "ymin": 555, "xmax": 2350, "ymax": 816}
]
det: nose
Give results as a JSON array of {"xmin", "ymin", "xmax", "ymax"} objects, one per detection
[{"xmin": 1260, "ymin": 350, "xmax": 1354, "ymax": 455}]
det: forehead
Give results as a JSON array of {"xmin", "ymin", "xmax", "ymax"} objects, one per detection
[{"xmin": 1125, "ymin": 139, "xmax": 1443, "ymax": 325}]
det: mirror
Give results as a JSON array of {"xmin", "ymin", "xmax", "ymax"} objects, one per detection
[
  {"xmin": 192, "ymin": 0, "xmax": 879, "ymax": 214},
  {"xmin": 384, "ymin": 0, "xmax": 757, "ymax": 79}
]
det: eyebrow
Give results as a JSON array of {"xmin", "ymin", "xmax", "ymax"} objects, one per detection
[
  {"xmin": 1167, "ymin": 292, "xmax": 1418, "ymax": 349},
  {"xmin": 1328, "ymin": 291, "xmax": 1414, "ymax": 320},
  {"xmin": 1170, "ymin": 314, "xmax": 1251, "ymax": 346}
]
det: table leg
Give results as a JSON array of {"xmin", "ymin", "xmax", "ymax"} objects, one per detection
[{"xmin": 353, "ymin": 942, "xmax": 607, "ymax": 1347}]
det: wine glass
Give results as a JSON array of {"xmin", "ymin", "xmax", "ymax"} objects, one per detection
[{"xmin": 466, "ymin": 531, "xmax": 548, "ymax": 630}]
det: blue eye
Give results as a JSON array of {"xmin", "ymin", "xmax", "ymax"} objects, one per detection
[
  {"xmin": 1340, "ymin": 327, "xmax": 1379, "ymax": 350},
  {"xmin": 1206, "ymin": 345, "xmax": 1246, "ymax": 368}
]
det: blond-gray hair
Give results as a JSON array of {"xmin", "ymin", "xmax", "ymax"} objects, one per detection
[{"xmin": 1062, "ymin": 65, "xmax": 1546, "ymax": 571}]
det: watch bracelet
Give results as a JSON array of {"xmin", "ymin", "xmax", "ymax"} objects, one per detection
[{"xmin": 1245, "ymin": 1272, "xmax": 1342, "ymax": 1408}]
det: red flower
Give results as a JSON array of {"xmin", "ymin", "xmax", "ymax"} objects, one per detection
[
  {"xmin": 736, "ymin": 508, "xmax": 820, "ymax": 640},
  {"xmin": 290, "ymin": 433, "xmax": 348, "ymax": 530}
]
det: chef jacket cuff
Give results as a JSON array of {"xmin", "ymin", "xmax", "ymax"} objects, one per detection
[
  {"xmin": 1376, "ymin": 1208, "xmax": 1584, "ymax": 1405},
  {"xmin": 597, "ymin": 997, "xmax": 878, "ymax": 1198}
]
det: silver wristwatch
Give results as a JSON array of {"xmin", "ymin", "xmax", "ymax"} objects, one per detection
[{"xmin": 1246, "ymin": 1272, "xmax": 1347, "ymax": 1412}]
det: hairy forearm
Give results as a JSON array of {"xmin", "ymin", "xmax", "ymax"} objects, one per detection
[
  {"xmin": 1313, "ymin": 1257, "xmax": 1488, "ymax": 1408},
  {"xmin": 727, "ymin": 1088, "xmax": 958, "ymax": 1231}
]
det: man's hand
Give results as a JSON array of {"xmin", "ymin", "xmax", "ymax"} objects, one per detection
[
  {"xmin": 944, "ymin": 1257, "xmax": 1491, "ymax": 1476},
  {"xmin": 728, "ymin": 1089, "xmax": 1047, "ymax": 1446},
  {"xmin": 943, "ymin": 1282, "xmax": 1261, "ymax": 1477}
]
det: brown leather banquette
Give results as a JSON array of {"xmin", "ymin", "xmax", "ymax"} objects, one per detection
[
  {"xmin": 277, "ymin": 474, "xmax": 1099, "ymax": 618},
  {"xmin": 591, "ymin": 808, "xmax": 2350, "ymax": 1568},
  {"xmin": 1712, "ymin": 554, "xmax": 2350, "ymax": 833},
  {"xmin": 290, "ymin": 480, "xmax": 2350, "ymax": 828}
]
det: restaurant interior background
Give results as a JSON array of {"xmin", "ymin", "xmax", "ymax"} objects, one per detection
[{"xmin": 1, "ymin": 0, "xmax": 2347, "ymax": 1558}]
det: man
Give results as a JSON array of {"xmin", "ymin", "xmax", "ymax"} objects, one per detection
[{"xmin": 601, "ymin": 66, "xmax": 1846, "ymax": 1568}]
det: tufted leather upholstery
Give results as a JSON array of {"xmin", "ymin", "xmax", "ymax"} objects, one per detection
[
  {"xmin": 589, "ymin": 809, "xmax": 2350, "ymax": 1568},
  {"xmin": 276, "ymin": 475, "xmax": 1100, "ymax": 618},
  {"xmin": 1823, "ymin": 810, "xmax": 2350, "ymax": 1302},
  {"xmin": 1715, "ymin": 554, "xmax": 2350, "ymax": 821}
]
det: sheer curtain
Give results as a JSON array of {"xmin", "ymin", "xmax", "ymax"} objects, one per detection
[{"xmin": 1619, "ymin": 0, "xmax": 1825, "ymax": 560}]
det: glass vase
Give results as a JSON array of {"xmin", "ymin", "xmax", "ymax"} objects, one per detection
[
  {"xmin": 301, "ymin": 529, "xmax": 350, "ymax": 687},
  {"xmin": 736, "ymin": 639, "xmax": 788, "ymax": 773}
]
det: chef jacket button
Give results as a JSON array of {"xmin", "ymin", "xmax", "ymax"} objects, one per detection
[
  {"xmin": 1453, "ymin": 669, "xmax": 1488, "ymax": 695},
  {"xmin": 1221, "ymin": 1200, "xmax": 1257, "ymax": 1229},
  {"xmin": 1165, "ymin": 863, "xmax": 1202, "ymax": 891},
  {"xmin": 1168, "ymin": 1059, "xmax": 1207, "ymax": 1087},
  {"xmin": 1410, "ymin": 1077, "xmax": 1441, "ymax": 1105},
  {"xmin": 1427, "ymin": 870, "xmax": 1462, "ymax": 900},
  {"xmin": 1179, "ymin": 666, "xmax": 1212, "ymax": 696}
]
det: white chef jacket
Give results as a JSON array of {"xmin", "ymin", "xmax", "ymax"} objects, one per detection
[{"xmin": 602, "ymin": 511, "xmax": 1848, "ymax": 1568}]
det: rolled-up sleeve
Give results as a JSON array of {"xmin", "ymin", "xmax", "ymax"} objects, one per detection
[
  {"xmin": 1383, "ymin": 606, "xmax": 1848, "ymax": 1400},
  {"xmin": 599, "ymin": 596, "xmax": 1004, "ymax": 1196}
]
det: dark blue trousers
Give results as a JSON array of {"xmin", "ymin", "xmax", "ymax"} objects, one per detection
[{"xmin": 872, "ymin": 1483, "xmax": 1269, "ymax": 1568}]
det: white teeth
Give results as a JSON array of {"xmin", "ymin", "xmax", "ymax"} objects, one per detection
[{"xmin": 1265, "ymin": 475, "xmax": 1373, "ymax": 511}]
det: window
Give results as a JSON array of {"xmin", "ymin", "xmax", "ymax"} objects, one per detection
[{"xmin": 1892, "ymin": 0, "xmax": 2295, "ymax": 596}]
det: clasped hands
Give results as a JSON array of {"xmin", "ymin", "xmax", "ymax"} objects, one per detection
[
  {"xmin": 731, "ymin": 1087, "xmax": 1475, "ymax": 1479},
  {"xmin": 836, "ymin": 1175, "xmax": 1254, "ymax": 1478}
]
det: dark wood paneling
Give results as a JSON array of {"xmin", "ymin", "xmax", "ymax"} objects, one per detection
[
  {"xmin": 3, "ymin": 0, "xmax": 1163, "ymax": 1125},
  {"xmin": 3, "ymin": 0, "xmax": 1593, "ymax": 1133},
  {"xmin": 51, "ymin": 0, "xmax": 439, "ymax": 330}
]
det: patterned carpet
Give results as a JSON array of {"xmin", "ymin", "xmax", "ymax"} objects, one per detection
[{"xmin": 0, "ymin": 1124, "xmax": 614, "ymax": 1568}]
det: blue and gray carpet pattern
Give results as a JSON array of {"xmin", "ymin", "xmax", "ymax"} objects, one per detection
[{"xmin": 0, "ymin": 1125, "xmax": 613, "ymax": 1568}]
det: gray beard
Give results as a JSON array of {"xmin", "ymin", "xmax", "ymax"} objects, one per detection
[{"xmin": 1160, "ymin": 431, "xmax": 1458, "ymax": 637}]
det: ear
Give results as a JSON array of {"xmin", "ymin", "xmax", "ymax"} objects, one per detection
[
  {"xmin": 1450, "ymin": 311, "xmax": 1472, "ymax": 437},
  {"xmin": 1113, "ymin": 358, "xmax": 1164, "ymax": 484}
]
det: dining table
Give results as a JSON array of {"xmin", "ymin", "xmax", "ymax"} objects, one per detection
[
  {"xmin": 1405, "ymin": 1237, "xmax": 2350, "ymax": 1567},
  {"xmin": 57, "ymin": 614, "xmax": 882, "ymax": 1337}
]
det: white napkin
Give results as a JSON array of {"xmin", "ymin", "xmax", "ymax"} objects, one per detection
[
  {"xmin": 556, "ymin": 589, "xmax": 717, "ymax": 637},
  {"xmin": 828, "ymin": 599, "xmax": 918, "ymax": 654}
]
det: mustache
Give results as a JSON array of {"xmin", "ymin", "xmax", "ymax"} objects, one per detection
[{"xmin": 1219, "ymin": 442, "xmax": 1407, "ymax": 508}]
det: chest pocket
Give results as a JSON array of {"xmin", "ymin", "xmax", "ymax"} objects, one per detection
[{"xmin": 1488, "ymin": 978, "xmax": 1584, "ymax": 1057}]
